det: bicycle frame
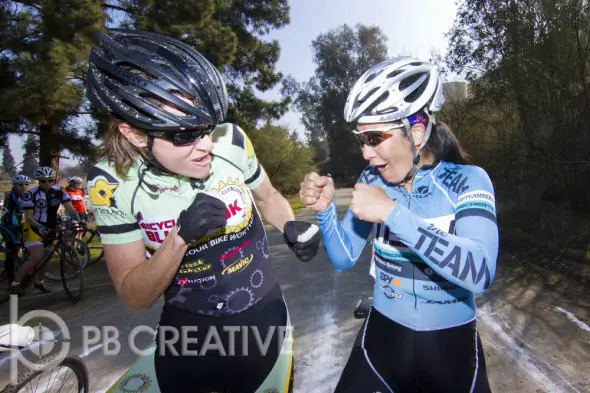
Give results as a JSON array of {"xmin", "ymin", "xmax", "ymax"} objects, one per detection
[{"xmin": 32, "ymin": 227, "xmax": 69, "ymax": 276}]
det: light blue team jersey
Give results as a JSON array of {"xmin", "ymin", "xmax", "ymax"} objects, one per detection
[{"xmin": 316, "ymin": 161, "xmax": 499, "ymax": 331}]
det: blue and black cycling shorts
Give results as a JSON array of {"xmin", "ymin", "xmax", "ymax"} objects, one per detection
[{"xmin": 335, "ymin": 307, "xmax": 492, "ymax": 393}]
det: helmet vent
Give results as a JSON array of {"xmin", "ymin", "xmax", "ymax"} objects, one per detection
[
  {"xmin": 387, "ymin": 70, "xmax": 403, "ymax": 79},
  {"xmin": 403, "ymin": 75, "xmax": 430, "ymax": 103}
]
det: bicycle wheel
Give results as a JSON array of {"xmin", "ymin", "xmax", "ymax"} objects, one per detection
[
  {"xmin": 43, "ymin": 250, "xmax": 63, "ymax": 282},
  {"xmin": 0, "ymin": 355, "xmax": 89, "ymax": 393},
  {"xmin": 60, "ymin": 245, "xmax": 84, "ymax": 303},
  {"xmin": 46, "ymin": 238, "xmax": 89, "ymax": 281},
  {"xmin": 67, "ymin": 238, "xmax": 90, "ymax": 270},
  {"xmin": 81, "ymin": 228, "xmax": 103, "ymax": 266}
]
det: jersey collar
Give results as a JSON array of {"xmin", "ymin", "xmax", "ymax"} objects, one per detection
[{"xmin": 134, "ymin": 157, "xmax": 191, "ymax": 196}]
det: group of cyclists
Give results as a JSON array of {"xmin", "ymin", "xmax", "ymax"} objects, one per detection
[
  {"xmin": 2, "ymin": 170, "xmax": 88, "ymax": 295},
  {"xmin": 2, "ymin": 27, "xmax": 499, "ymax": 393}
]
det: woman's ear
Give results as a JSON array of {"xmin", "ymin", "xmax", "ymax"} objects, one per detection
[
  {"xmin": 411, "ymin": 124, "xmax": 426, "ymax": 147},
  {"xmin": 118, "ymin": 123, "xmax": 148, "ymax": 148}
]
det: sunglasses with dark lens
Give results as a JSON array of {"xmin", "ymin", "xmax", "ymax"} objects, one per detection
[
  {"xmin": 39, "ymin": 179, "xmax": 56, "ymax": 184},
  {"xmin": 355, "ymin": 131, "xmax": 394, "ymax": 147},
  {"xmin": 16, "ymin": 183, "xmax": 28, "ymax": 187},
  {"xmin": 149, "ymin": 125, "xmax": 216, "ymax": 147}
]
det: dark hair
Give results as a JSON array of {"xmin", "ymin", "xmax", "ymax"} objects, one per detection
[{"xmin": 422, "ymin": 121, "xmax": 471, "ymax": 164}]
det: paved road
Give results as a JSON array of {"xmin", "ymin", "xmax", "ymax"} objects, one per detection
[{"xmin": 1, "ymin": 188, "xmax": 589, "ymax": 392}]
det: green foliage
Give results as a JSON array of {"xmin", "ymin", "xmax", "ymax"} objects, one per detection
[
  {"xmin": 1, "ymin": 0, "xmax": 291, "ymax": 170},
  {"xmin": 248, "ymin": 124, "xmax": 316, "ymax": 195},
  {"xmin": 445, "ymin": 0, "xmax": 590, "ymax": 252},
  {"xmin": 107, "ymin": 0, "xmax": 291, "ymax": 129},
  {"xmin": 0, "ymin": 0, "xmax": 104, "ymax": 168},
  {"xmin": 284, "ymin": 24, "xmax": 388, "ymax": 184}
]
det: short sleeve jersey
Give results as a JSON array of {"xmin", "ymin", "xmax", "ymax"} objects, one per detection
[
  {"xmin": 21, "ymin": 186, "xmax": 71, "ymax": 228},
  {"xmin": 64, "ymin": 188, "xmax": 86, "ymax": 213},
  {"xmin": 86, "ymin": 123, "xmax": 278, "ymax": 317}
]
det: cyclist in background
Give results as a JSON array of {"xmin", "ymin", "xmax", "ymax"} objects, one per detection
[
  {"xmin": 9, "ymin": 167, "xmax": 81, "ymax": 296},
  {"xmin": 64, "ymin": 176, "xmax": 88, "ymax": 241},
  {"xmin": 64, "ymin": 176, "xmax": 88, "ymax": 222},
  {"xmin": 1, "ymin": 175, "xmax": 33, "ymax": 286}
]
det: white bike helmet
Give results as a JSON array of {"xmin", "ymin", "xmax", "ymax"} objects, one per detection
[
  {"xmin": 344, "ymin": 57, "xmax": 445, "ymax": 182},
  {"xmin": 68, "ymin": 176, "xmax": 83, "ymax": 184},
  {"xmin": 12, "ymin": 175, "xmax": 32, "ymax": 184},
  {"xmin": 33, "ymin": 166, "xmax": 57, "ymax": 180},
  {"xmin": 344, "ymin": 57, "xmax": 444, "ymax": 125}
]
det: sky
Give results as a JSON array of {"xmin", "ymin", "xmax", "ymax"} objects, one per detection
[
  {"xmin": 5, "ymin": 0, "xmax": 458, "ymax": 169},
  {"xmin": 259, "ymin": 0, "xmax": 459, "ymax": 136}
]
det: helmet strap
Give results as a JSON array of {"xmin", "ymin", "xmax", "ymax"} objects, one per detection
[
  {"xmin": 398, "ymin": 107, "xmax": 435, "ymax": 185},
  {"xmin": 146, "ymin": 135, "xmax": 176, "ymax": 176},
  {"xmin": 144, "ymin": 136, "xmax": 209, "ymax": 189}
]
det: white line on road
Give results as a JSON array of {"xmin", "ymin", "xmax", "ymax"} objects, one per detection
[
  {"xmin": 479, "ymin": 306, "xmax": 580, "ymax": 393},
  {"xmin": 554, "ymin": 307, "xmax": 590, "ymax": 332},
  {"xmin": 80, "ymin": 343, "xmax": 104, "ymax": 358}
]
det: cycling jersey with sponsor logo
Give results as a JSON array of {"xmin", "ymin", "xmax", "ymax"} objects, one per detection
[
  {"xmin": 87, "ymin": 123, "xmax": 278, "ymax": 317},
  {"xmin": 21, "ymin": 186, "xmax": 71, "ymax": 228},
  {"xmin": 316, "ymin": 161, "xmax": 499, "ymax": 331}
]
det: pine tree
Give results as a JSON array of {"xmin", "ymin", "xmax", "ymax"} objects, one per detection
[
  {"xmin": 1, "ymin": 0, "xmax": 291, "ymax": 169},
  {"xmin": 285, "ymin": 24, "xmax": 389, "ymax": 183},
  {"xmin": 21, "ymin": 135, "xmax": 39, "ymax": 177},
  {"xmin": 1, "ymin": 142, "xmax": 16, "ymax": 178}
]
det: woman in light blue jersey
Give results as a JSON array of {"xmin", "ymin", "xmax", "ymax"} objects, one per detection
[{"xmin": 299, "ymin": 57, "xmax": 498, "ymax": 393}]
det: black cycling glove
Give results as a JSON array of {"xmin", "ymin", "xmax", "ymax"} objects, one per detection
[
  {"xmin": 176, "ymin": 192, "xmax": 227, "ymax": 245},
  {"xmin": 283, "ymin": 221, "xmax": 321, "ymax": 262}
]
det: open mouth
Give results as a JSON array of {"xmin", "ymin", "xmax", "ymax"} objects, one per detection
[
  {"xmin": 192, "ymin": 155, "xmax": 211, "ymax": 166},
  {"xmin": 375, "ymin": 163, "xmax": 389, "ymax": 172}
]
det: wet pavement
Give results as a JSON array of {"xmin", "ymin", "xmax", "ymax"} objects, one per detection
[{"xmin": 1, "ymin": 188, "xmax": 589, "ymax": 392}]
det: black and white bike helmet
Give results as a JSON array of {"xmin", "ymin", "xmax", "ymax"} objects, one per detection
[
  {"xmin": 12, "ymin": 175, "xmax": 32, "ymax": 184},
  {"xmin": 33, "ymin": 167, "xmax": 57, "ymax": 180},
  {"xmin": 344, "ymin": 57, "xmax": 445, "ymax": 181},
  {"xmin": 86, "ymin": 29, "xmax": 229, "ymax": 132}
]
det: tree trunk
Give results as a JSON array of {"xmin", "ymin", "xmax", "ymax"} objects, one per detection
[{"xmin": 39, "ymin": 121, "xmax": 61, "ymax": 177}]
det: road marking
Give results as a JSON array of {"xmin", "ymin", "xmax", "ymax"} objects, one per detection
[
  {"xmin": 479, "ymin": 305, "xmax": 580, "ymax": 393},
  {"xmin": 296, "ymin": 308, "xmax": 340, "ymax": 393},
  {"xmin": 554, "ymin": 307, "xmax": 590, "ymax": 332},
  {"xmin": 80, "ymin": 343, "xmax": 104, "ymax": 358}
]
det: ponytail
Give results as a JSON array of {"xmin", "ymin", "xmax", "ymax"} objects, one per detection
[{"xmin": 423, "ymin": 121, "xmax": 471, "ymax": 165}]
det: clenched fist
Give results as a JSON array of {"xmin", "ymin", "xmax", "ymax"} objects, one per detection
[
  {"xmin": 299, "ymin": 172, "xmax": 335, "ymax": 212},
  {"xmin": 350, "ymin": 183, "xmax": 397, "ymax": 223}
]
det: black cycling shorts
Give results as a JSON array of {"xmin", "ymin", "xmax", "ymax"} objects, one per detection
[
  {"xmin": 335, "ymin": 307, "xmax": 492, "ymax": 393},
  {"xmin": 154, "ymin": 283, "xmax": 292, "ymax": 393}
]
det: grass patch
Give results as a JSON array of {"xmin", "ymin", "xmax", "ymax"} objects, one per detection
[
  {"xmin": 259, "ymin": 194, "xmax": 307, "ymax": 227},
  {"xmin": 286, "ymin": 194, "xmax": 306, "ymax": 213}
]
